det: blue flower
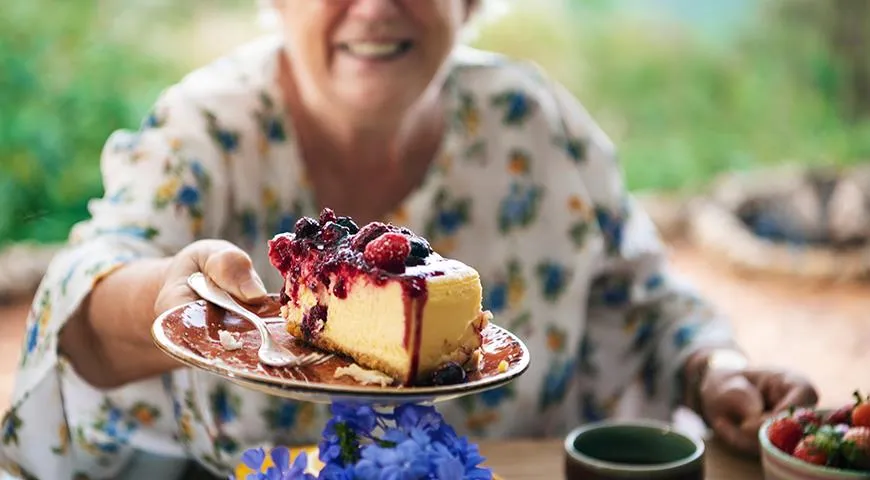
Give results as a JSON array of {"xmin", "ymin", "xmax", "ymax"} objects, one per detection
[
  {"xmin": 176, "ymin": 185, "xmax": 200, "ymax": 206},
  {"xmin": 673, "ymin": 324, "xmax": 700, "ymax": 348},
  {"xmin": 644, "ymin": 273, "xmax": 664, "ymax": 291},
  {"xmin": 264, "ymin": 118, "xmax": 286, "ymax": 142},
  {"xmin": 536, "ymin": 261, "xmax": 568, "ymax": 301},
  {"xmin": 211, "ymin": 386, "xmax": 238, "ymax": 423},
  {"xmin": 242, "ymin": 447, "xmax": 267, "ymax": 470},
  {"xmin": 393, "ymin": 404, "xmax": 444, "ymax": 436},
  {"xmin": 216, "ymin": 129, "xmax": 240, "ymax": 152},
  {"xmin": 354, "ymin": 437, "xmax": 430, "ymax": 480},
  {"xmin": 330, "ymin": 403, "xmax": 378, "ymax": 434},
  {"xmin": 318, "ymin": 463, "xmax": 355, "ymax": 480}
]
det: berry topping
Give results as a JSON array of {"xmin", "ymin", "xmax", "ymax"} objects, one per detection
[
  {"xmin": 301, "ymin": 304, "xmax": 328, "ymax": 340},
  {"xmin": 409, "ymin": 237, "xmax": 433, "ymax": 259},
  {"xmin": 825, "ymin": 404, "xmax": 854, "ymax": 426},
  {"xmin": 768, "ymin": 417, "xmax": 805, "ymax": 454},
  {"xmin": 319, "ymin": 208, "xmax": 337, "ymax": 224},
  {"xmin": 336, "ymin": 216, "xmax": 360, "ymax": 234},
  {"xmin": 793, "ymin": 408, "xmax": 822, "ymax": 428},
  {"xmin": 429, "ymin": 362, "xmax": 466, "ymax": 386},
  {"xmin": 351, "ymin": 222, "xmax": 390, "ymax": 251},
  {"xmin": 294, "ymin": 217, "xmax": 320, "ymax": 239},
  {"xmin": 363, "ymin": 233, "xmax": 411, "ymax": 273},
  {"xmin": 405, "ymin": 255, "xmax": 426, "ymax": 267},
  {"xmin": 793, "ymin": 436, "xmax": 829, "ymax": 465},
  {"xmin": 268, "ymin": 234, "xmax": 295, "ymax": 272},
  {"xmin": 320, "ymin": 221, "xmax": 350, "ymax": 244}
]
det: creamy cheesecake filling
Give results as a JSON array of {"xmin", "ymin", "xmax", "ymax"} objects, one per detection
[{"xmin": 269, "ymin": 208, "xmax": 486, "ymax": 386}]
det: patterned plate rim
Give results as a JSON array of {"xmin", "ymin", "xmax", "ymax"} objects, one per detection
[{"xmin": 151, "ymin": 299, "xmax": 531, "ymax": 400}]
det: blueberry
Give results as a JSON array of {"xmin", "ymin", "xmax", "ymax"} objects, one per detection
[
  {"xmin": 336, "ymin": 216, "xmax": 360, "ymax": 234},
  {"xmin": 320, "ymin": 221, "xmax": 350, "ymax": 244},
  {"xmin": 429, "ymin": 362, "xmax": 466, "ymax": 386},
  {"xmin": 405, "ymin": 255, "xmax": 425, "ymax": 267},
  {"xmin": 294, "ymin": 217, "xmax": 320, "ymax": 238},
  {"xmin": 409, "ymin": 237, "xmax": 433, "ymax": 259}
]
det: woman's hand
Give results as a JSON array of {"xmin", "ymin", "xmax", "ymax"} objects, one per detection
[
  {"xmin": 61, "ymin": 240, "xmax": 268, "ymax": 389},
  {"xmin": 154, "ymin": 239, "xmax": 268, "ymax": 317},
  {"xmin": 700, "ymin": 366, "xmax": 818, "ymax": 455}
]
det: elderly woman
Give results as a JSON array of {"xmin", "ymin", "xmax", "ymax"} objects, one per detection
[{"xmin": 1, "ymin": 1, "xmax": 817, "ymax": 478}]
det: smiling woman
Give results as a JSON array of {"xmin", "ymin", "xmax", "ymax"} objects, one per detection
[{"xmin": 0, "ymin": 0, "xmax": 818, "ymax": 479}]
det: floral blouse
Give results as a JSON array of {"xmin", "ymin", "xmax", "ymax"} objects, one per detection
[{"xmin": 0, "ymin": 36, "xmax": 736, "ymax": 479}]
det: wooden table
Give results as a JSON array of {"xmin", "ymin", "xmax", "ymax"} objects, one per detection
[{"xmin": 479, "ymin": 439, "xmax": 763, "ymax": 480}]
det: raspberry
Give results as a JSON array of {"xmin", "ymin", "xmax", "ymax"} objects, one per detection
[
  {"xmin": 351, "ymin": 222, "xmax": 390, "ymax": 251},
  {"xmin": 268, "ymin": 234, "xmax": 295, "ymax": 273},
  {"xmin": 363, "ymin": 232, "xmax": 410, "ymax": 273}
]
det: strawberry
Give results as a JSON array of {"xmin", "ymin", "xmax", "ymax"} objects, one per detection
[
  {"xmin": 825, "ymin": 404, "xmax": 854, "ymax": 426},
  {"xmin": 793, "ymin": 435, "xmax": 830, "ymax": 465},
  {"xmin": 842, "ymin": 427, "xmax": 870, "ymax": 469},
  {"xmin": 768, "ymin": 417, "xmax": 805, "ymax": 454},
  {"xmin": 793, "ymin": 407, "xmax": 822, "ymax": 428},
  {"xmin": 852, "ymin": 391, "xmax": 870, "ymax": 429},
  {"xmin": 363, "ymin": 232, "xmax": 410, "ymax": 273}
]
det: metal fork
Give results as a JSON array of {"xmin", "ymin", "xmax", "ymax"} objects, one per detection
[{"xmin": 187, "ymin": 272, "xmax": 327, "ymax": 368}]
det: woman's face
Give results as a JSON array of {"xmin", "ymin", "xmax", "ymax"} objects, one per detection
[{"xmin": 274, "ymin": 0, "xmax": 469, "ymax": 118}]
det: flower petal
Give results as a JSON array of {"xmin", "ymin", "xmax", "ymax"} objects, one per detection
[
  {"xmin": 241, "ymin": 447, "xmax": 266, "ymax": 470},
  {"xmin": 270, "ymin": 446, "xmax": 291, "ymax": 472}
]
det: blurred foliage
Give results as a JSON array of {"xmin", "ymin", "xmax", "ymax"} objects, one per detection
[{"xmin": 2, "ymin": 0, "xmax": 870, "ymax": 245}]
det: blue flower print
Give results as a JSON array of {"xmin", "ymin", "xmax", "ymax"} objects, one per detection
[
  {"xmin": 87, "ymin": 401, "xmax": 138, "ymax": 455},
  {"xmin": 578, "ymin": 335, "xmax": 597, "ymax": 376},
  {"xmin": 93, "ymin": 225, "xmax": 159, "ymax": 241},
  {"xmin": 214, "ymin": 434, "xmax": 239, "ymax": 454},
  {"xmin": 265, "ymin": 399, "xmax": 300, "ymax": 430},
  {"xmin": 498, "ymin": 182, "xmax": 543, "ymax": 234},
  {"xmin": 425, "ymin": 189, "xmax": 471, "ymax": 254},
  {"xmin": 491, "ymin": 90, "xmax": 536, "ymax": 126},
  {"xmin": 581, "ymin": 392, "xmax": 608, "ymax": 423},
  {"xmin": 539, "ymin": 358, "xmax": 576, "ymax": 411},
  {"xmin": 673, "ymin": 323, "xmax": 700, "ymax": 349},
  {"xmin": 625, "ymin": 307, "xmax": 659, "ymax": 353},
  {"xmin": 589, "ymin": 274, "xmax": 631, "ymax": 308},
  {"xmin": 175, "ymin": 185, "xmax": 200, "ymax": 206},
  {"xmin": 536, "ymin": 261, "xmax": 570, "ymax": 302},
  {"xmin": 556, "ymin": 136, "xmax": 587, "ymax": 163},
  {"xmin": 141, "ymin": 109, "xmax": 164, "ymax": 130},
  {"xmin": 240, "ymin": 210, "xmax": 259, "ymax": 246},
  {"xmin": 210, "ymin": 384, "xmax": 240, "ymax": 424},
  {"xmin": 645, "ymin": 273, "xmax": 664, "ymax": 291},
  {"xmin": 23, "ymin": 323, "xmax": 38, "ymax": 355},
  {"xmin": 203, "ymin": 110, "xmax": 240, "ymax": 153},
  {"xmin": 594, "ymin": 204, "xmax": 627, "ymax": 256},
  {"xmin": 482, "ymin": 284, "xmax": 507, "ymax": 313},
  {"xmin": 1, "ymin": 408, "xmax": 21, "ymax": 446},
  {"xmin": 189, "ymin": 160, "xmax": 211, "ymax": 188},
  {"xmin": 256, "ymin": 93, "xmax": 287, "ymax": 145},
  {"xmin": 640, "ymin": 355, "xmax": 660, "ymax": 398},
  {"xmin": 479, "ymin": 384, "xmax": 514, "ymax": 409}
]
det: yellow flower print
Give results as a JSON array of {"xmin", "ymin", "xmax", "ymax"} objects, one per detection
[
  {"xmin": 37, "ymin": 295, "xmax": 51, "ymax": 330},
  {"xmin": 439, "ymin": 152, "xmax": 454, "ymax": 174},
  {"xmin": 179, "ymin": 414, "xmax": 193, "ymax": 443},
  {"xmin": 129, "ymin": 403, "xmax": 159, "ymax": 427},
  {"xmin": 568, "ymin": 195, "xmax": 591, "ymax": 216},
  {"xmin": 168, "ymin": 137, "xmax": 182, "ymax": 152},
  {"xmin": 465, "ymin": 410, "xmax": 499, "ymax": 432},
  {"xmin": 155, "ymin": 177, "xmax": 181, "ymax": 208},
  {"xmin": 506, "ymin": 262, "xmax": 525, "ymax": 308},
  {"xmin": 507, "ymin": 150, "xmax": 531, "ymax": 175},
  {"xmin": 431, "ymin": 237, "xmax": 457, "ymax": 256},
  {"xmin": 51, "ymin": 424, "xmax": 69, "ymax": 455},
  {"xmin": 191, "ymin": 217, "xmax": 204, "ymax": 237},
  {"xmin": 546, "ymin": 325, "xmax": 566, "ymax": 353},
  {"xmin": 388, "ymin": 206, "xmax": 409, "ymax": 225},
  {"xmin": 457, "ymin": 94, "xmax": 480, "ymax": 137},
  {"xmin": 262, "ymin": 187, "xmax": 279, "ymax": 211}
]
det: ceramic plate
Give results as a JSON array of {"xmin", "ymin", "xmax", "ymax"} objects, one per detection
[{"xmin": 151, "ymin": 295, "xmax": 530, "ymax": 404}]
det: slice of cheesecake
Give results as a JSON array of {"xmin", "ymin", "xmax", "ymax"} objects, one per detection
[{"xmin": 267, "ymin": 208, "xmax": 489, "ymax": 386}]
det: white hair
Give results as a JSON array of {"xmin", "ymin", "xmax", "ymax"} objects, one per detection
[{"xmin": 256, "ymin": 0, "xmax": 511, "ymax": 43}]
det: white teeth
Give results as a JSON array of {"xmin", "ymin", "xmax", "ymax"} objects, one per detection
[{"xmin": 343, "ymin": 42, "xmax": 403, "ymax": 58}]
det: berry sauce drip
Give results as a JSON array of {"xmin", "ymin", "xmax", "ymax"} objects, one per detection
[{"xmin": 267, "ymin": 208, "xmax": 440, "ymax": 384}]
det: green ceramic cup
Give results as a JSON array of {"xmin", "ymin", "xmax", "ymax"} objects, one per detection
[{"xmin": 564, "ymin": 420, "xmax": 706, "ymax": 480}]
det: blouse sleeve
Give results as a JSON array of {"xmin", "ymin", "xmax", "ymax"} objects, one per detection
[
  {"xmin": 549, "ymin": 82, "xmax": 739, "ymax": 422},
  {"xmin": 0, "ymin": 84, "xmax": 230, "ymax": 479}
]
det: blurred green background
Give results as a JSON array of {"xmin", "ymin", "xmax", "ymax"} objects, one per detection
[{"xmin": 2, "ymin": 0, "xmax": 869, "ymax": 246}]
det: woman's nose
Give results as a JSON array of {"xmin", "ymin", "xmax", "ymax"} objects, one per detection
[{"xmin": 345, "ymin": 0, "xmax": 402, "ymax": 22}]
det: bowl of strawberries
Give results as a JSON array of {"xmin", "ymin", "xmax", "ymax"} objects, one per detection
[{"xmin": 759, "ymin": 391, "xmax": 870, "ymax": 479}]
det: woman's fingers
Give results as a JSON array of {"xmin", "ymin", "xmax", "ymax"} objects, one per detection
[{"xmin": 199, "ymin": 242, "xmax": 268, "ymax": 303}]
